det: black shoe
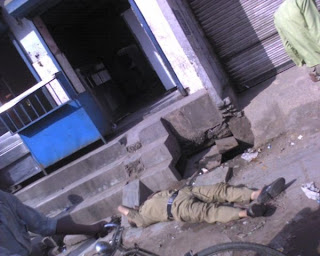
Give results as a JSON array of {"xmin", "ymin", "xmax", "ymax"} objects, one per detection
[
  {"xmin": 247, "ymin": 203, "xmax": 267, "ymax": 218},
  {"xmin": 257, "ymin": 177, "xmax": 286, "ymax": 204}
]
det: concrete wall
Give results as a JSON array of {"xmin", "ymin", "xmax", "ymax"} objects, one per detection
[
  {"xmin": 134, "ymin": 0, "xmax": 237, "ymax": 105},
  {"xmin": 134, "ymin": 0, "xmax": 209, "ymax": 96},
  {"xmin": 122, "ymin": 8, "xmax": 176, "ymax": 91},
  {"xmin": 167, "ymin": 0, "xmax": 238, "ymax": 104}
]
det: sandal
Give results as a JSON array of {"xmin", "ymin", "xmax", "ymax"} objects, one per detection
[{"xmin": 257, "ymin": 177, "xmax": 285, "ymax": 204}]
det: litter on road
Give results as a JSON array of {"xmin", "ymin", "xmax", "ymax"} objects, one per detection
[
  {"xmin": 241, "ymin": 151, "xmax": 258, "ymax": 162},
  {"xmin": 301, "ymin": 182, "xmax": 320, "ymax": 202}
]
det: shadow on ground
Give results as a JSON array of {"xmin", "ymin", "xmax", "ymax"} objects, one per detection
[{"xmin": 269, "ymin": 207, "xmax": 320, "ymax": 256}]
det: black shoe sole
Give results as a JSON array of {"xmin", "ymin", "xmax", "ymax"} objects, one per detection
[{"xmin": 257, "ymin": 177, "xmax": 285, "ymax": 204}]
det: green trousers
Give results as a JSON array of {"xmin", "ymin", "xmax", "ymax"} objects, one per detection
[{"xmin": 171, "ymin": 183, "xmax": 254, "ymax": 224}]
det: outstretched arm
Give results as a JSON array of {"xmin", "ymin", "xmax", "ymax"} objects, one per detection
[
  {"xmin": 56, "ymin": 215, "xmax": 107, "ymax": 237},
  {"xmin": 10, "ymin": 190, "xmax": 107, "ymax": 237}
]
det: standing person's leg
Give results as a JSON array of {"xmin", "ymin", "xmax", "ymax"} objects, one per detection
[{"xmin": 190, "ymin": 183, "xmax": 260, "ymax": 204}]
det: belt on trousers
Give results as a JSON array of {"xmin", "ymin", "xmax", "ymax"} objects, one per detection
[{"xmin": 167, "ymin": 190, "xmax": 179, "ymax": 220}]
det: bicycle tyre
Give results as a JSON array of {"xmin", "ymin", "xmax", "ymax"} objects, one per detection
[{"xmin": 196, "ymin": 242, "xmax": 285, "ymax": 256}]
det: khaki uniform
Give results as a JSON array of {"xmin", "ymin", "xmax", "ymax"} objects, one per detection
[{"xmin": 127, "ymin": 183, "xmax": 254, "ymax": 227}]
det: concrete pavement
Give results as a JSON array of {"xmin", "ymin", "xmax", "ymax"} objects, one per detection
[{"xmin": 240, "ymin": 65, "xmax": 320, "ymax": 147}]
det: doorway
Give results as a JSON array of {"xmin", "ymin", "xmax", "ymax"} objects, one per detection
[{"xmin": 40, "ymin": 0, "xmax": 176, "ymax": 125}]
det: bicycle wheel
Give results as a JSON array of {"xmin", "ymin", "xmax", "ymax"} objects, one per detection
[
  {"xmin": 195, "ymin": 242, "xmax": 286, "ymax": 256},
  {"xmin": 123, "ymin": 247, "xmax": 158, "ymax": 256}
]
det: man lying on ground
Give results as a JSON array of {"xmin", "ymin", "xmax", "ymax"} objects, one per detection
[
  {"xmin": 0, "ymin": 189, "xmax": 108, "ymax": 256},
  {"xmin": 118, "ymin": 178, "xmax": 286, "ymax": 228}
]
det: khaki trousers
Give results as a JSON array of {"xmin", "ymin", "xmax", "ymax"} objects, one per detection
[{"xmin": 171, "ymin": 183, "xmax": 254, "ymax": 224}]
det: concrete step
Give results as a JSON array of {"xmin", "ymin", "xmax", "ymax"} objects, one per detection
[
  {"xmin": 22, "ymin": 122, "xmax": 180, "ymax": 218},
  {"xmin": 139, "ymin": 118, "xmax": 172, "ymax": 146},
  {"xmin": 65, "ymin": 181, "xmax": 127, "ymax": 224},
  {"xmin": 52, "ymin": 160, "xmax": 181, "ymax": 224},
  {"xmin": 0, "ymin": 133, "xmax": 22, "ymax": 151},
  {"xmin": 140, "ymin": 134, "xmax": 180, "ymax": 169},
  {"xmin": 42, "ymin": 138, "xmax": 181, "ymax": 223},
  {"xmin": 31, "ymin": 157, "xmax": 128, "ymax": 216},
  {"xmin": 0, "ymin": 140, "xmax": 29, "ymax": 169},
  {"xmin": 16, "ymin": 141, "xmax": 127, "ymax": 203},
  {"xmin": 140, "ymin": 159, "xmax": 181, "ymax": 192},
  {"xmin": 16, "ymin": 116, "xmax": 183, "ymax": 226}
]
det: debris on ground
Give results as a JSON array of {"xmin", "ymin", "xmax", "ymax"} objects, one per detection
[
  {"xmin": 197, "ymin": 146, "xmax": 222, "ymax": 171},
  {"xmin": 298, "ymin": 135, "xmax": 303, "ymax": 140},
  {"xmin": 301, "ymin": 182, "xmax": 320, "ymax": 201},
  {"xmin": 215, "ymin": 137, "xmax": 239, "ymax": 154},
  {"xmin": 241, "ymin": 148, "xmax": 259, "ymax": 162},
  {"xmin": 196, "ymin": 136, "xmax": 240, "ymax": 171}
]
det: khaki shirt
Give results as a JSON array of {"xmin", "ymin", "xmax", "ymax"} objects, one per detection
[
  {"xmin": 128, "ymin": 190, "xmax": 172, "ymax": 227},
  {"xmin": 0, "ymin": 190, "xmax": 57, "ymax": 256},
  {"xmin": 274, "ymin": 0, "xmax": 320, "ymax": 67}
]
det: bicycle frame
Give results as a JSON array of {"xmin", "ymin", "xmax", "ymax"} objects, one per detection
[{"xmin": 95, "ymin": 223, "xmax": 158, "ymax": 256}]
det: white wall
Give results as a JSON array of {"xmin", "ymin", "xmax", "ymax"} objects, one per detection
[
  {"xmin": 122, "ymin": 8, "xmax": 176, "ymax": 91},
  {"xmin": 134, "ymin": 0, "xmax": 206, "ymax": 95}
]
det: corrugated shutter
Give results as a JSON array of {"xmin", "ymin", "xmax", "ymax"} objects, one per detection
[{"xmin": 188, "ymin": 0, "xmax": 297, "ymax": 92}]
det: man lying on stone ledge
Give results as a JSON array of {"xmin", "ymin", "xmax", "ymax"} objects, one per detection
[{"xmin": 118, "ymin": 177, "xmax": 286, "ymax": 228}]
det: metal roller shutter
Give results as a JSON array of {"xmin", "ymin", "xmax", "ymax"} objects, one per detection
[{"xmin": 188, "ymin": 0, "xmax": 300, "ymax": 92}]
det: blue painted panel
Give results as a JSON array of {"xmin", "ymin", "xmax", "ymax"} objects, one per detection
[
  {"xmin": 77, "ymin": 92, "xmax": 111, "ymax": 135},
  {"xmin": 19, "ymin": 92, "xmax": 109, "ymax": 167}
]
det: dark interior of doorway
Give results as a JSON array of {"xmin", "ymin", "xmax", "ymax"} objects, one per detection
[
  {"xmin": 0, "ymin": 34, "xmax": 38, "ymax": 136},
  {"xmin": 41, "ymin": 0, "xmax": 167, "ymax": 126}
]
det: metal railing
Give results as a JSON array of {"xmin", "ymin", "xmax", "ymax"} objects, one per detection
[{"xmin": 0, "ymin": 72, "xmax": 76, "ymax": 133}]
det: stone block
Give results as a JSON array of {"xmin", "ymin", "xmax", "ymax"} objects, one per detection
[
  {"xmin": 141, "ymin": 161, "xmax": 181, "ymax": 192},
  {"xmin": 194, "ymin": 166, "xmax": 230, "ymax": 186},
  {"xmin": 198, "ymin": 146, "xmax": 222, "ymax": 171},
  {"xmin": 164, "ymin": 94, "xmax": 222, "ymax": 142},
  {"xmin": 215, "ymin": 137, "xmax": 239, "ymax": 153},
  {"xmin": 122, "ymin": 180, "xmax": 153, "ymax": 208},
  {"xmin": 121, "ymin": 180, "xmax": 153, "ymax": 228},
  {"xmin": 140, "ymin": 135, "xmax": 181, "ymax": 169},
  {"xmin": 139, "ymin": 119, "xmax": 170, "ymax": 146},
  {"xmin": 228, "ymin": 116, "xmax": 254, "ymax": 146}
]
